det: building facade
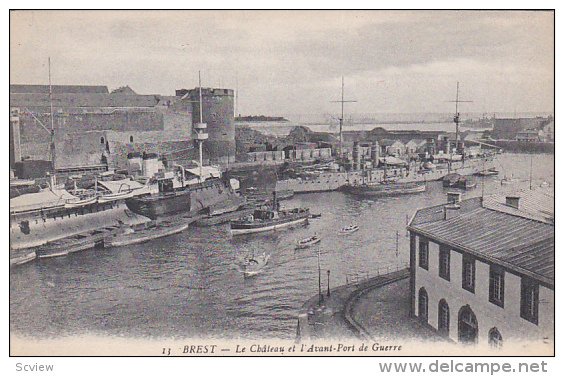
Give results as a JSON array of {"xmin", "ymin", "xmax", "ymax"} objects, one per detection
[{"xmin": 408, "ymin": 191, "xmax": 554, "ymax": 347}]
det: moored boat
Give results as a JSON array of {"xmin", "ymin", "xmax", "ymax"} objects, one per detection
[
  {"xmin": 36, "ymin": 228, "xmax": 111, "ymax": 258},
  {"xmin": 476, "ymin": 167, "xmax": 499, "ymax": 176},
  {"xmin": 105, "ymin": 220, "xmax": 189, "ymax": 247},
  {"xmin": 342, "ymin": 181, "xmax": 426, "ymax": 196},
  {"xmin": 10, "ymin": 247, "xmax": 37, "ymax": 267}
]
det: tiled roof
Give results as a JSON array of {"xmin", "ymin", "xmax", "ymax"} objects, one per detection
[
  {"xmin": 409, "ymin": 195, "xmax": 554, "ymax": 286},
  {"xmin": 380, "ymin": 139, "xmax": 403, "ymax": 146},
  {"xmin": 482, "ymin": 189, "xmax": 554, "ymax": 224}
]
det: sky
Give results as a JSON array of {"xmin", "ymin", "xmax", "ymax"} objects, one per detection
[{"xmin": 10, "ymin": 10, "xmax": 554, "ymax": 116}]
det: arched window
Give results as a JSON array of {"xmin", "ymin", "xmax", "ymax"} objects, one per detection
[
  {"xmin": 489, "ymin": 327, "xmax": 503, "ymax": 348},
  {"xmin": 100, "ymin": 136, "xmax": 105, "ymax": 144},
  {"xmin": 418, "ymin": 287, "xmax": 428, "ymax": 323},
  {"xmin": 130, "ymin": 135, "xmax": 134, "ymax": 143},
  {"xmin": 458, "ymin": 305, "xmax": 478, "ymax": 343},
  {"xmin": 438, "ymin": 299, "xmax": 450, "ymax": 335}
]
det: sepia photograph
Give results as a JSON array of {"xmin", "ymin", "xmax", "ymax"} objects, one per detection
[{"xmin": 8, "ymin": 9, "xmax": 555, "ymax": 359}]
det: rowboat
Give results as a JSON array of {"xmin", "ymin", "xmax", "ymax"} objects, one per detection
[
  {"xmin": 296, "ymin": 235, "xmax": 321, "ymax": 249},
  {"xmin": 240, "ymin": 252, "xmax": 270, "ymax": 277},
  {"xmin": 340, "ymin": 225, "xmax": 359, "ymax": 234}
]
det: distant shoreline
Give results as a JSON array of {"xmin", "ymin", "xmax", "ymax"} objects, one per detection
[{"xmin": 235, "ymin": 115, "xmax": 289, "ymax": 122}]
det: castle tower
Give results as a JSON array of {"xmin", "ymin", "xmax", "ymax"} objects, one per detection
[{"xmin": 188, "ymin": 87, "xmax": 235, "ymax": 164}]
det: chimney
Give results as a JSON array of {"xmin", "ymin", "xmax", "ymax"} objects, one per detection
[
  {"xmin": 443, "ymin": 192, "xmax": 461, "ymax": 220},
  {"xmin": 447, "ymin": 192, "xmax": 462, "ymax": 204},
  {"xmin": 506, "ymin": 196, "xmax": 520, "ymax": 209}
]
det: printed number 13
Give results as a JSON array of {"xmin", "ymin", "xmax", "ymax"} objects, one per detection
[{"xmin": 162, "ymin": 347, "xmax": 171, "ymax": 356}]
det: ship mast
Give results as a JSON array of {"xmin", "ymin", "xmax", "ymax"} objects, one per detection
[
  {"xmin": 331, "ymin": 76, "xmax": 356, "ymax": 158},
  {"xmin": 193, "ymin": 71, "xmax": 209, "ymax": 183},
  {"xmin": 199, "ymin": 71, "xmax": 203, "ymax": 180},
  {"xmin": 447, "ymin": 82, "xmax": 472, "ymax": 152},
  {"xmin": 48, "ymin": 57, "xmax": 56, "ymax": 172}
]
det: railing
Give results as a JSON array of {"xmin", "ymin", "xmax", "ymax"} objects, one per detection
[{"xmin": 344, "ymin": 262, "xmax": 409, "ymax": 285}]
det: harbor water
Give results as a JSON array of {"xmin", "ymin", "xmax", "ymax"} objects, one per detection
[{"xmin": 9, "ymin": 153, "xmax": 554, "ymax": 340}]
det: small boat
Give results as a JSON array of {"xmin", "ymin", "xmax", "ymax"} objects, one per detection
[
  {"xmin": 37, "ymin": 229, "xmax": 109, "ymax": 258},
  {"xmin": 340, "ymin": 225, "xmax": 359, "ymax": 234},
  {"xmin": 64, "ymin": 195, "xmax": 98, "ymax": 208},
  {"xmin": 194, "ymin": 207, "xmax": 255, "ymax": 227},
  {"xmin": 105, "ymin": 221, "xmax": 189, "ymax": 247},
  {"xmin": 296, "ymin": 235, "xmax": 321, "ymax": 249},
  {"xmin": 10, "ymin": 247, "xmax": 37, "ymax": 267},
  {"xmin": 240, "ymin": 252, "xmax": 270, "ymax": 277},
  {"xmin": 476, "ymin": 167, "xmax": 499, "ymax": 176},
  {"xmin": 97, "ymin": 189, "xmax": 136, "ymax": 203},
  {"xmin": 500, "ymin": 176, "xmax": 516, "ymax": 185}
]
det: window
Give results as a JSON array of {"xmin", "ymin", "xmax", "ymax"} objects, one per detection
[
  {"xmin": 418, "ymin": 238, "xmax": 429, "ymax": 270},
  {"xmin": 100, "ymin": 136, "xmax": 105, "ymax": 144},
  {"xmin": 489, "ymin": 327, "xmax": 503, "ymax": 348},
  {"xmin": 439, "ymin": 246, "xmax": 450, "ymax": 281},
  {"xmin": 418, "ymin": 288, "xmax": 428, "ymax": 323},
  {"xmin": 462, "ymin": 255, "xmax": 476, "ymax": 293},
  {"xmin": 130, "ymin": 135, "xmax": 134, "ymax": 142},
  {"xmin": 489, "ymin": 266, "xmax": 505, "ymax": 307},
  {"xmin": 438, "ymin": 299, "xmax": 450, "ymax": 335},
  {"xmin": 520, "ymin": 278, "xmax": 539, "ymax": 324}
]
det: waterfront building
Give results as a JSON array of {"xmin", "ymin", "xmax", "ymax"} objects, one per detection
[
  {"xmin": 539, "ymin": 120, "xmax": 554, "ymax": 142},
  {"xmin": 408, "ymin": 190, "xmax": 554, "ymax": 346},
  {"xmin": 380, "ymin": 139, "xmax": 406, "ymax": 156},
  {"xmin": 405, "ymin": 139, "xmax": 427, "ymax": 155},
  {"xmin": 492, "ymin": 117, "xmax": 547, "ymax": 140},
  {"xmin": 515, "ymin": 129, "xmax": 541, "ymax": 142}
]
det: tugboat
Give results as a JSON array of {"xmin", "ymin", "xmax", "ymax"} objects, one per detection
[{"xmin": 230, "ymin": 192, "xmax": 309, "ymax": 235}]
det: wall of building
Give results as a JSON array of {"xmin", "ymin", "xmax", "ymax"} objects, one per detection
[
  {"xmin": 54, "ymin": 130, "xmax": 110, "ymax": 170},
  {"xmin": 246, "ymin": 150, "xmax": 285, "ymax": 162},
  {"xmin": 492, "ymin": 118, "xmax": 545, "ymax": 140},
  {"xmin": 412, "ymin": 234, "xmax": 554, "ymax": 345},
  {"xmin": 110, "ymin": 140, "xmax": 198, "ymax": 171},
  {"xmin": 287, "ymin": 148, "xmax": 332, "ymax": 161}
]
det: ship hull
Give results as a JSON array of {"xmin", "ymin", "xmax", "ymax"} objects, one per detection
[
  {"xmin": 10, "ymin": 200, "xmax": 149, "ymax": 251},
  {"xmin": 276, "ymin": 157, "xmax": 495, "ymax": 194},
  {"xmin": 342, "ymin": 183, "xmax": 426, "ymax": 196},
  {"xmin": 231, "ymin": 216, "xmax": 308, "ymax": 235},
  {"xmin": 126, "ymin": 180, "xmax": 237, "ymax": 220}
]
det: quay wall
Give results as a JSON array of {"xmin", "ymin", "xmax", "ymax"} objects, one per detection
[{"xmin": 489, "ymin": 140, "xmax": 554, "ymax": 154}]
